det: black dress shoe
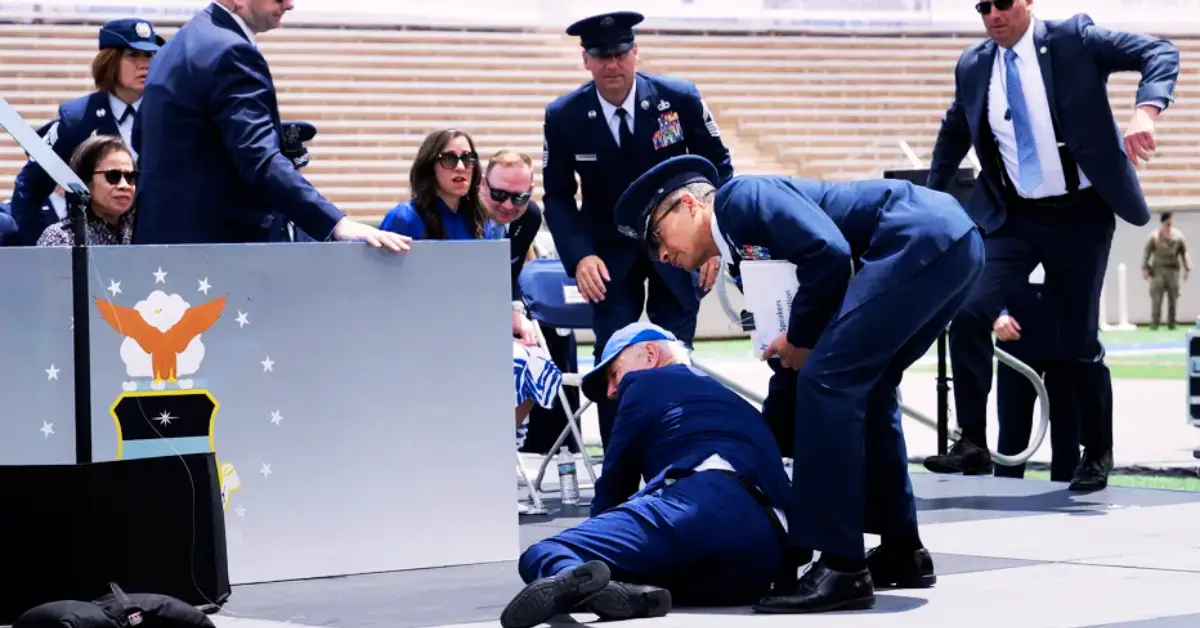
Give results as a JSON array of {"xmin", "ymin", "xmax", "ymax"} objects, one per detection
[
  {"xmin": 752, "ymin": 561, "xmax": 874, "ymax": 614},
  {"xmin": 1069, "ymin": 449, "xmax": 1113, "ymax": 492},
  {"xmin": 923, "ymin": 439, "xmax": 993, "ymax": 475},
  {"xmin": 500, "ymin": 561, "xmax": 610, "ymax": 628},
  {"xmin": 581, "ymin": 581, "xmax": 671, "ymax": 621},
  {"xmin": 866, "ymin": 546, "xmax": 936, "ymax": 589}
]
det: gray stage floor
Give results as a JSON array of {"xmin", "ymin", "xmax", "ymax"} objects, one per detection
[{"xmin": 212, "ymin": 474, "xmax": 1200, "ymax": 628}]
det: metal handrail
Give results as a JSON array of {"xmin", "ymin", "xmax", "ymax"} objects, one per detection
[{"xmin": 702, "ymin": 267, "xmax": 1050, "ymax": 467}]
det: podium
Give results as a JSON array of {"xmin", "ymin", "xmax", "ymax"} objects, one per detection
[{"xmin": 0, "ymin": 97, "xmax": 231, "ymax": 622}]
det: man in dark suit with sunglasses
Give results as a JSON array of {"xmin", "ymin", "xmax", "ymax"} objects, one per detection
[
  {"xmin": 542, "ymin": 11, "xmax": 734, "ymax": 446},
  {"xmin": 922, "ymin": 0, "xmax": 1178, "ymax": 491},
  {"xmin": 132, "ymin": 0, "xmax": 408, "ymax": 251}
]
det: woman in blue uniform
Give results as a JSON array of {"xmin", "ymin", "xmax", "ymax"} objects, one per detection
[
  {"xmin": 380, "ymin": 129, "xmax": 564, "ymax": 455},
  {"xmin": 9, "ymin": 17, "xmax": 164, "ymax": 245}
]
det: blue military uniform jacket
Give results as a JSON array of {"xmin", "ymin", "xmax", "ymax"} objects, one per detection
[
  {"xmin": 712, "ymin": 176, "xmax": 976, "ymax": 349},
  {"xmin": 542, "ymin": 73, "xmax": 733, "ymax": 307},
  {"xmin": 592, "ymin": 363, "xmax": 792, "ymax": 521},
  {"xmin": 9, "ymin": 92, "xmax": 123, "ymax": 245},
  {"xmin": 928, "ymin": 15, "xmax": 1178, "ymax": 232}
]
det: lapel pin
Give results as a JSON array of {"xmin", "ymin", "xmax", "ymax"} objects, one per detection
[
  {"xmin": 640, "ymin": 100, "xmax": 649, "ymax": 110},
  {"xmin": 96, "ymin": 108, "xmax": 106, "ymax": 118},
  {"xmin": 1039, "ymin": 46, "xmax": 1047, "ymax": 54},
  {"xmin": 657, "ymin": 100, "xmax": 670, "ymax": 111},
  {"xmin": 587, "ymin": 110, "xmax": 597, "ymax": 119}
]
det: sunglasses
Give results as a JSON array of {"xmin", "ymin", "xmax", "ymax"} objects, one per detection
[
  {"xmin": 95, "ymin": 169, "xmax": 138, "ymax": 185},
  {"xmin": 975, "ymin": 0, "xmax": 1014, "ymax": 14},
  {"xmin": 436, "ymin": 151, "xmax": 478, "ymax": 169},
  {"xmin": 487, "ymin": 185, "xmax": 531, "ymax": 206}
]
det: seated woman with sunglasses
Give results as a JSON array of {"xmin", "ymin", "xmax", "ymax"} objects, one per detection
[
  {"xmin": 36, "ymin": 135, "xmax": 137, "ymax": 247},
  {"xmin": 380, "ymin": 130, "xmax": 564, "ymax": 466}
]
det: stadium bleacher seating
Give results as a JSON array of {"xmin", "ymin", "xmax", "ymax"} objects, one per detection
[{"xmin": 0, "ymin": 22, "xmax": 1195, "ymax": 223}]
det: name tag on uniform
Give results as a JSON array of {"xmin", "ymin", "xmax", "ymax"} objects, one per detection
[
  {"xmin": 653, "ymin": 111, "xmax": 683, "ymax": 150},
  {"xmin": 575, "ymin": 154, "xmax": 597, "ymax": 162}
]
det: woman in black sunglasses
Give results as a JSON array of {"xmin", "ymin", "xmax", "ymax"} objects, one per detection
[
  {"xmin": 379, "ymin": 128, "xmax": 493, "ymax": 240},
  {"xmin": 35, "ymin": 135, "xmax": 137, "ymax": 247}
]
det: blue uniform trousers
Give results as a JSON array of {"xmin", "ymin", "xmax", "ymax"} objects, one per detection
[
  {"xmin": 518, "ymin": 470, "xmax": 783, "ymax": 606},
  {"xmin": 995, "ymin": 359, "xmax": 1081, "ymax": 482},
  {"xmin": 948, "ymin": 192, "xmax": 1116, "ymax": 450},
  {"xmin": 591, "ymin": 254, "xmax": 699, "ymax": 445},
  {"xmin": 790, "ymin": 230, "xmax": 985, "ymax": 560}
]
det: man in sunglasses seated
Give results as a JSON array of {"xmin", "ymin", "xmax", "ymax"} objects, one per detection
[
  {"xmin": 482, "ymin": 149, "xmax": 543, "ymax": 346},
  {"xmin": 500, "ymin": 322, "xmax": 791, "ymax": 628}
]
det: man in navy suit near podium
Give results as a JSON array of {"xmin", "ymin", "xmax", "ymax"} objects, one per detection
[
  {"xmin": 541, "ymin": 11, "xmax": 734, "ymax": 446},
  {"xmin": 133, "ymin": 0, "xmax": 408, "ymax": 250},
  {"xmin": 922, "ymin": 0, "xmax": 1178, "ymax": 492}
]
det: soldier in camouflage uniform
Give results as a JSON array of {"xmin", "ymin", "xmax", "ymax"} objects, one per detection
[{"xmin": 1143, "ymin": 212, "xmax": 1191, "ymax": 329}]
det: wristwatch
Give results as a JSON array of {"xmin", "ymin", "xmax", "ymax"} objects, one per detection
[{"xmin": 512, "ymin": 300, "xmax": 526, "ymax": 315}]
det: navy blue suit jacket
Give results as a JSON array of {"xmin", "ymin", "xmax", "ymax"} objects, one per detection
[
  {"xmin": 132, "ymin": 3, "xmax": 343, "ymax": 244},
  {"xmin": 542, "ymin": 73, "xmax": 733, "ymax": 307},
  {"xmin": 928, "ymin": 14, "xmax": 1179, "ymax": 232},
  {"xmin": 714, "ymin": 176, "xmax": 976, "ymax": 349},
  {"xmin": 10, "ymin": 92, "xmax": 121, "ymax": 245},
  {"xmin": 592, "ymin": 363, "xmax": 792, "ymax": 520}
]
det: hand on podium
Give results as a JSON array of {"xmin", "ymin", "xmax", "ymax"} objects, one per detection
[{"xmin": 331, "ymin": 218, "xmax": 412, "ymax": 252}]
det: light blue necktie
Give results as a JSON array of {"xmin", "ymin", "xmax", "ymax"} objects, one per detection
[{"xmin": 1004, "ymin": 48, "xmax": 1043, "ymax": 192}]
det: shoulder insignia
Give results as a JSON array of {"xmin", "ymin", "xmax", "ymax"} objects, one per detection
[{"xmin": 701, "ymin": 100, "xmax": 721, "ymax": 138}]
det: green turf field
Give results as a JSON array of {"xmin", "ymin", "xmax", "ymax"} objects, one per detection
[
  {"xmin": 684, "ymin": 326, "xmax": 1193, "ymax": 380},
  {"xmin": 578, "ymin": 446, "xmax": 1199, "ymax": 491}
]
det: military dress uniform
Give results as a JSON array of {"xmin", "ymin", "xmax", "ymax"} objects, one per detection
[
  {"xmin": 613, "ymin": 154, "xmax": 985, "ymax": 614},
  {"xmin": 1143, "ymin": 218, "xmax": 1190, "ymax": 329},
  {"xmin": 8, "ymin": 18, "xmax": 163, "ymax": 245},
  {"xmin": 541, "ymin": 11, "xmax": 733, "ymax": 444}
]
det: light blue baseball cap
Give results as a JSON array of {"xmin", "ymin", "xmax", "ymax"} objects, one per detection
[{"xmin": 580, "ymin": 322, "xmax": 678, "ymax": 403}]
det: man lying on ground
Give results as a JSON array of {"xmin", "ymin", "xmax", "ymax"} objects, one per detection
[{"xmin": 500, "ymin": 322, "xmax": 792, "ymax": 628}]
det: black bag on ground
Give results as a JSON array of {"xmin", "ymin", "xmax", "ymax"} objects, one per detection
[
  {"xmin": 15, "ymin": 583, "xmax": 215, "ymax": 628},
  {"xmin": 0, "ymin": 453, "xmax": 231, "ymax": 623}
]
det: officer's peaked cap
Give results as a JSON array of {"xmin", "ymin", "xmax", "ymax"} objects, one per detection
[
  {"xmin": 613, "ymin": 154, "xmax": 720, "ymax": 242},
  {"xmin": 566, "ymin": 11, "xmax": 644, "ymax": 56},
  {"xmin": 99, "ymin": 18, "xmax": 166, "ymax": 52},
  {"xmin": 580, "ymin": 322, "xmax": 679, "ymax": 403},
  {"xmin": 281, "ymin": 121, "xmax": 318, "ymax": 149}
]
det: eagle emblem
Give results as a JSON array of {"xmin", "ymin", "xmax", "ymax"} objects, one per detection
[{"xmin": 95, "ymin": 291, "xmax": 227, "ymax": 390}]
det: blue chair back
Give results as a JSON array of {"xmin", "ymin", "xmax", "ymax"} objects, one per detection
[{"xmin": 518, "ymin": 258, "xmax": 593, "ymax": 330}]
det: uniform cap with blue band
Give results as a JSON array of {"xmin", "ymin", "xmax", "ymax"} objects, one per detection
[
  {"xmin": 580, "ymin": 322, "xmax": 679, "ymax": 403},
  {"xmin": 613, "ymin": 154, "xmax": 721, "ymax": 243},
  {"xmin": 566, "ymin": 11, "xmax": 644, "ymax": 57},
  {"xmin": 99, "ymin": 18, "xmax": 166, "ymax": 52}
]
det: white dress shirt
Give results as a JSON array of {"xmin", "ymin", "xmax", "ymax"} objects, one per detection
[
  {"xmin": 986, "ymin": 23, "xmax": 1090, "ymax": 199},
  {"xmin": 988, "ymin": 20, "xmax": 1164, "ymax": 200},
  {"xmin": 107, "ymin": 93, "xmax": 141, "ymax": 162},
  {"xmin": 596, "ymin": 86, "xmax": 637, "ymax": 147}
]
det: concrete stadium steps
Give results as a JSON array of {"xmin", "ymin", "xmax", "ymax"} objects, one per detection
[{"xmin": 0, "ymin": 22, "xmax": 1196, "ymax": 221}]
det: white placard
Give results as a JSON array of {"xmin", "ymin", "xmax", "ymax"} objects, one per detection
[{"xmin": 740, "ymin": 259, "xmax": 799, "ymax": 359}]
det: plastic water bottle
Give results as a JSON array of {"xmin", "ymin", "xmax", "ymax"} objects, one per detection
[{"xmin": 557, "ymin": 447, "xmax": 580, "ymax": 506}]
